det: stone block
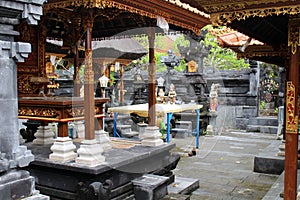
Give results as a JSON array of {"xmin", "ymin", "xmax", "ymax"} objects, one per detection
[
  {"xmin": 175, "ymin": 121, "xmax": 192, "ymax": 132},
  {"xmin": 132, "ymin": 174, "xmax": 169, "ymax": 200},
  {"xmin": 235, "ymin": 106, "xmax": 243, "ymax": 118},
  {"xmin": 137, "ymin": 123, "xmax": 148, "ymax": 133},
  {"xmin": 167, "ymin": 176, "xmax": 199, "ymax": 195},
  {"xmin": 0, "ymin": 170, "xmax": 35, "ymax": 200},
  {"xmin": 118, "ymin": 124, "xmax": 132, "ymax": 134},
  {"xmin": 171, "ymin": 128, "xmax": 188, "ymax": 138},
  {"xmin": 236, "ymin": 118, "xmax": 249, "ymax": 129}
]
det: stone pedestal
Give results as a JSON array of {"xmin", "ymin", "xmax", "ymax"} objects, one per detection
[
  {"xmin": 49, "ymin": 137, "xmax": 77, "ymax": 162},
  {"xmin": 138, "ymin": 123, "xmax": 148, "ymax": 136},
  {"xmin": 74, "ymin": 121, "xmax": 85, "ymax": 139},
  {"xmin": 141, "ymin": 126, "xmax": 164, "ymax": 146},
  {"xmin": 75, "ymin": 139, "xmax": 106, "ymax": 166},
  {"xmin": 33, "ymin": 126, "xmax": 55, "ymax": 145},
  {"xmin": 208, "ymin": 111, "xmax": 217, "ymax": 135},
  {"xmin": 95, "ymin": 130, "xmax": 112, "ymax": 151},
  {"xmin": 277, "ymin": 140, "xmax": 285, "ymax": 157},
  {"xmin": 206, "ymin": 125, "xmax": 213, "ymax": 136}
]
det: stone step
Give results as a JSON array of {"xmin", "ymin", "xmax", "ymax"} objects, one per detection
[
  {"xmin": 132, "ymin": 174, "xmax": 169, "ymax": 200},
  {"xmin": 175, "ymin": 121, "xmax": 192, "ymax": 132},
  {"xmin": 246, "ymin": 125, "xmax": 278, "ymax": 134},
  {"xmin": 121, "ymin": 131, "xmax": 139, "ymax": 138},
  {"xmin": 171, "ymin": 129, "xmax": 189, "ymax": 138},
  {"xmin": 167, "ymin": 176, "xmax": 199, "ymax": 195},
  {"xmin": 248, "ymin": 116, "xmax": 278, "ymax": 126},
  {"xmin": 162, "ymin": 193, "xmax": 190, "ymax": 200}
]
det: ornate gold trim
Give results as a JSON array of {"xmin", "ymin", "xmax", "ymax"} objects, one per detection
[
  {"xmin": 17, "ymin": 75, "xmax": 39, "ymax": 94},
  {"xmin": 44, "ymin": 0, "xmax": 203, "ymax": 34},
  {"xmin": 237, "ymin": 48, "xmax": 288, "ymax": 58},
  {"xmin": 286, "ymin": 81, "xmax": 298, "ymax": 134},
  {"xmin": 197, "ymin": 0, "xmax": 297, "ymax": 13},
  {"xmin": 67, "ymin": 107, "xmax": 84, "ymax": 117},
  {"xmin": 17, "ymin": 68, "xmax": 39, "ymax": 73},
  {"xmin": 18, "ymin": 107, "xmax": 58, "ymax": 117},
  {"xmin": 38, "ymin": 22, "xmax": 47, "ymax": 77},
  {"xmin": 210, "ymin": 5, "xmax": 300, "ymax": 26},
  {"xmin": 288, "ymin": 17, "xmax": 300, "ymax": 54},
  {"xmin": 67, "ymin": 107, "xmax": 102, "ymax": 117}
]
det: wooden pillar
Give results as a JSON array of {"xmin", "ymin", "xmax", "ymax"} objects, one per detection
[
  {"xmin": 83, "ymin": 13, "xmax": 95, "ymax": 140},
  {"xmin": 148, "ymin": 28, "xmax": 156, "ymax": 126},
  {"xmin": 120, "ymin": 65, "xmax": 125, "ymax": 105},
  {"xmin": 73, "ymin": 43, "xmax": 81, "ymax": 97},
  {"xmin": 284, "ymin": 17, "xmax": 299, "ymax": 200},
  {"xmin": 38, "ymin": 23, "xmax": 47, "ymax": 78},
  {"xmin": 72, "ymin": 17, "xmax": 82, "ymax": 97}
]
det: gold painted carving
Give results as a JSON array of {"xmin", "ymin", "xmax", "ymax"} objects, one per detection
[
  {"xmin": 18, "ymin": 75, "xmax": 39, "ymax": 94},
  {"xmin": 67, "ymin": 107, "xmax": 101, "ymax": 117},
  {"xmin": 67, "ymin": 107, "xmax": 84, "ymax": 117},
  {"xmin": 210, "ymin": 5, "xmax": 300, "ymax": 26},
  {"xmin": 43, "ymin": 0, "xmax": 202, "ymax": 35},
  {"xmin": 84, "ymin": 49, "xmax": 95, "ymax": 84},
  {"xmin": 199, "ymin": 0, "xmax": 296, "ymax": 13},
  {"xmin": 17, "ymin": 68, "xmax": 39, "ymax": 73},
  {"xmin": 237, "ymin": 45, "xmax": 288, "ymax": 58},
  {"xmin": 286, "ymin": 81, "xmax": 298, "ymax": 134},
  {"xmin": 206, "ymin": 3, "xmax": 245, "ymax": 13},
  {"xmin": 19, "ymin": 107, "xmax": 58, "ymax": 117},
  {"xmin": 288, "ymin": 17, "xmax": 300, "ymax": 54}
]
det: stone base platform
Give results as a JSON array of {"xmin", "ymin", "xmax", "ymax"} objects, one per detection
[
  {"xmin": 254, "ymin": 140, "xmax": 300, "ymax": 175},
  {"xmin": 167, "ymin": 176, "xmax": 199, "ymax": 195},
  {"xmin": 24, "ymin": 141, "xmax": 180, "ymax": 199}
]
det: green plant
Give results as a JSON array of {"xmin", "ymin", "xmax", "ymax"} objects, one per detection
[
  {"xmin": 202, "ymin": 25, "xmax": 250, "ymax": 70},
  {"xmin": 259, "ymin": 101, "xmax": 265, "ymax": 110}
]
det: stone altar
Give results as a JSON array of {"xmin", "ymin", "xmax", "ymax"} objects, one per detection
[{"xmin": 25, "ymin": 142, "xmax": 179, "ymax": 199}]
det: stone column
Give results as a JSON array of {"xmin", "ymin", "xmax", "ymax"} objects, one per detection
[{"xmin": 0, "ymin": 1, "xmax": 48, "ymax": 199}]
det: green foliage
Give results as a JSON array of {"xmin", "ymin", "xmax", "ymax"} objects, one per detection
[
  {"xmin": 133, "ymin": 28, "xmax": 250, "ymax": 72},
  {"xmin": 172, "ymin": 34, "xmax": 190, "ymax": 53},
  {"xmin": 261, "ymin": 62, "xmax": 280, "ymax": 79},
  {"xmin": 202, "ymin": 25, "xmax": 250, "ymax": 70},
  {"xmin": 174, "ymin": 59, "xmax": 186, "ymax": 72},
  {"xmin": 133, "ymin": 35, "xmax": 184, "ymax": 72},
  {"xmin": 259, "ymin": 100, "xmax": 265, "ymax": 110}
]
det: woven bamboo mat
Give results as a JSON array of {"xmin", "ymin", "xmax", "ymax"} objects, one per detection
[
  {"xmin": 109, "ymin": 137, "xmax": 141, "ymax": 149},
  {"xmin": 73, "ymin": 137, "xmax": 141, "ymax": 149}
]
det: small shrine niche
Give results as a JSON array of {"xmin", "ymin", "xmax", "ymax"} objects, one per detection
[{"xmin": 45, "ymin": 55, "xmax": 59, "ymax": 95}]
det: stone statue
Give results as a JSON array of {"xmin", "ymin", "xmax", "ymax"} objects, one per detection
[
  {"xmin": 168, "ymin": 83, "xmax": 177, "ymax": 104},
  {"xmin": 157, "ymin": 88, "xmax": 166, "ymax": 103},
  {"xmin": 209, "ymin": 83, "xmax": 219, "ymax": 112},
  {"xmin": 160, "ymin": 50, "xmax": 180, "ymax": 93}
]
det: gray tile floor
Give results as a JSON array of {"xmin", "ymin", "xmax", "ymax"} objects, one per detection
[{"xmin": 170, "ymin": 129, "xmax": 279, "ymax": 200}]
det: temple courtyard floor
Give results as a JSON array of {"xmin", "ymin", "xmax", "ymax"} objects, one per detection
[
  {"xmin": 24, "ymin": 128, "xmax": 284, "ymax": 199},
  {"xmin": 170, "ymin": 129, "xmax": 280, "ymax": 200}
]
